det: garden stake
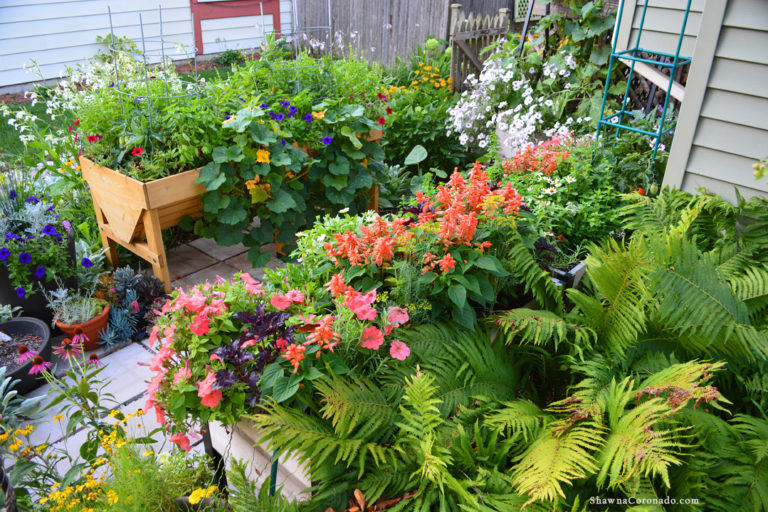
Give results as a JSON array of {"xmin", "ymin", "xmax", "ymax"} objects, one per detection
[{"xmin": 269, "ymin": 449, "xmax": 278, "ymax": 496}]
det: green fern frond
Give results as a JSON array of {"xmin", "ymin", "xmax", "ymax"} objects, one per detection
[
  {"xmin": 596, "ymin": 387, "xmax": 687, "ymax": 490},
  {"xmin": 399, "ymin": 324, "xmax": 519, "ymax": 416},
  {"xmin": 495, "ymin": 308, "xmax": 597, "ymax": 353},
  {"xmin": 618, "ymin": 189, "xmax": 695, "ymax": 233},
  {"xmin": 316, "ymin": 375, "xmax": 397, "ymax": 443},
  {"xmin": 568, "ymin": 237, "xmax": 651, "ymax": 355},
  {"xmin": 512, "ymin": 421, "xmax": 605, "ymax": 505},
  {"xmin": 729, "ymin": 265, "xmax": 768, "ymax": 324},
  {"xmin": 506, "ymin": 228, "xmax": 564, "ymax": 313},
  {"xmin": 248, "ymin": 400, "xmax": 394, "ymax": 479},
  {"xmin": 484, "ymin": 400, "xmax": 552, "ymax": 442},
  {"xmin": 652, "ymin": 240, "xmax": 752, "ymax": 351}
]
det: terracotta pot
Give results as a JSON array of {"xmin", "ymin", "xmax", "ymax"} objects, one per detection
[{"xmin": 55, "ymin": 300, "xmax": 110, "ymax": 351}]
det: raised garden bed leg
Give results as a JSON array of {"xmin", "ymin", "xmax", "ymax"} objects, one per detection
[
  {"xmin": 142, "ymin": 209, "xmax": 172, "ymax": 293},
  {"xmin": 92, "ymin": 195, "xmax": 120, "ymax": 268}
]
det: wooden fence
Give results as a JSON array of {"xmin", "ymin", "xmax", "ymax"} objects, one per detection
[
  {"xmin": 293, "ymin": 0, "xmax": 513, "ymax": 68},
  {"xmin": 449, "ymin": 6, "xmax": 511, "ymax": 92}
]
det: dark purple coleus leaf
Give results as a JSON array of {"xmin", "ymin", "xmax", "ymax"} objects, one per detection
[{"xmin": 216, "ymin": 369, "xmax": 238, "ymax": 388}]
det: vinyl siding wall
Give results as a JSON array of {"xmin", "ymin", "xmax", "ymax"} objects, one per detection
[
  {"xmin": 663, "ymin": 0, "xmax": 768, "ymax": 202},
  {"xmin": 0, "ymin": 0, "xmax": 291, "ymax": 89}
]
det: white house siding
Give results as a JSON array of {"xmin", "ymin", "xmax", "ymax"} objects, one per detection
[{"xmin": 0, "ymin": 0, "xmax": 293, "ymax": 89}]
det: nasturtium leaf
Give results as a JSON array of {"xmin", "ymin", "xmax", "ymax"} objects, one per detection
[
  {"xmin": 404, "ymin": 144, "xmax": 428, "ymax": 166},
  {"xmin": 197, "ymin": 162, "xmax": 226, "ymax": 190},
  {"xmin": 212, "ymin": 145, "xmax": 243, "ymax": 163},
  {"xmin": 267, "ymin": 188, "xmax": 298, "ymax": 213},
  {"xmin": 218, "ymin": 201, "xmax": 249, "ymax": 225},
  {"xmin": 248, "ymin": 246, "xmax": 273, "ymax": 267}
]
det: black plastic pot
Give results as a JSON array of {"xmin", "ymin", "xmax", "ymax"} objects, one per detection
[{"xmin": 2, "ymin": 317, "xmax": 52, "ymax": 395}]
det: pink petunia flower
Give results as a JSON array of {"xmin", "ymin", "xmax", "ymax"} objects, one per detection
[
  {"xmin": 240, "ymin": 273, "xmax": 266, "ymax": 295},
  {"xmin": 190, "ymin": 312, "xmax": 210, "ymax": 336},
  {"xmin": 169, "ymin": 432, "xmax": 191, "ymax": 452},
  {"xmin": 270, "ymin": 294, "xmax": 292, "ymax": 310},
  {"xmin": 389, "ymin": 340, "xmax": 410, "ymax": 360},
  {"xmin": 360, "ymin": 326, "xmax": 384, "ymax": 350},
  {"xmin": 285, "ymin": 289, "xmax": 305, "ymax": 304},
  {"xmin": 198, "ymin": 372, "xmax": 222, "ymax": 408},
  {"xmin": 387, "ymin": 306, "xmax": 409, "ymax": 327},
  {"xmin": 346, "ymin": 291, "xmax": 377, "ymax": 321}
]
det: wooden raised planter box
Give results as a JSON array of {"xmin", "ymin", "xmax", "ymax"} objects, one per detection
[{"xmin": 80, "ymin": 156, "xmax": 204, "ymax": 292}]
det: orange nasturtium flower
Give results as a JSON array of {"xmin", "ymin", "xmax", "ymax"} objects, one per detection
[{"xmin": 256, "ymin": 148, "xmax": 270, "ymax": 164}]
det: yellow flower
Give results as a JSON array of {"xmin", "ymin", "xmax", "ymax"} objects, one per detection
[
  {"xmin": 188, "ymin": 488, "xmax": 207, "ymax": 505},
  {"xmin": 256, "ymin": 148, "xmax": 270, "ymax": 164},
  {"xmin": 222, "ymin": 115, "xmax": 236, "ymax": 125},
  {"xmin": 142, "ymin": 450, "xmax": 153, "ymax": 457},
  {"xmin": 0, "ymin": 432, "xmax": 9, "ymax": 442},
  {"xmin": 312, "ymin": 109, "xmax": 327, "ymax": 120},
  {"xmin": 53, "ymin": 414, "xmax": 65, "ymax": 423},
  {"xmin": 76, "ymin": 165, "xmax": 81, "ymax": 171},
  {"xmin": 64, "ymin": 159, "xmax": 74, "ymax": 166},
  {"xmin": 107, "ymin": 490, "xmax": 118, "ymax": 505}
]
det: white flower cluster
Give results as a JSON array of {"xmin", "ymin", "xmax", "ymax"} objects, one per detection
[
  {"xmin": 447, "ymin": 49, "xmax": 588, "ymax": 155},
  {"xmin": 446, "ymin": 54, "xmax": 521, "ymax": 151}
]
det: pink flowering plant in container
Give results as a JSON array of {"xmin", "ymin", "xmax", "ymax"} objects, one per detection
[{"xmin": 145, "ymin": 271, "xmax": 413, "ymax": 450}]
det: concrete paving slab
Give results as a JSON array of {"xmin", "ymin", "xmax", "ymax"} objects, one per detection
[
  {"xmin": 166, "ymin": 244, "xmax": 217, "ymax": 280},
  {"xmin": 171, "ymin": 262, "xmax": 239, "ymax": 291},
  {"xmin": 188, "ymin": 238, "xmax": 248, "ymax": 261}
]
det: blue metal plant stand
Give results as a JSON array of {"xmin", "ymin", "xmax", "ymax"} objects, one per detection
[{"xmin": 595, "ymin": 0, "xmax": 693, "ymax": 166}]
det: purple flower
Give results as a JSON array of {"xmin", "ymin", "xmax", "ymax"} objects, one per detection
[
  {"xmin": 269, "ymin": 111, "xmax": 277, "ymax": 119},
  {"xmin": 260, "ymin": 103, "xmax": 268, "ymax": 109},
  {"xmin": 0, "ymin": 248, "xmax": 8, "ymax": 261},
  {"xmin": 276, "ymin": 113, "xmax": 285, "ymax": 122},
  {"xmin": 42, "ymin": 224, "xmax": 57, "ymax": 236},
  {"xmin": 280, "ymin": 100, "xmax": 290, "ymax": 108},
  {"xmin": 34, "ymin": 266, "xmax": 46, "ymax": 279},
  {"xmin": 25, "ymin": 196, "xmax": 39, "ymax": 205},
  {"xmin": 281, "ymin": 138, "xmax": 286, "ymax": 147},
  {"xmin": 16, "ymin": 286, "xmax": 25, "ymax": 299},
  {"xmin": 322, "ymin": 136, "xmax": 333, "ymax": 145},
  {"xmin": 9, "ymin": 190, "xmax": 16, "ymax": 200},
  {"xmin": 62, "ymin": 220, "xmax": 72, "ymax": 233},
  {"xmin": 289, "ymin": 106, "xmax": 297, "ymax": 114},
  {"xmin": 109, "ymin": 82, "xmax": 115, "ymax": 87},
  {"xmin": 239, "ymin": 97, "xmax": 246, "ymax": 103},
  {"xmin": 303, "ymin": 113, "xmax": 312, "ymax": 123},
  {"xmin": 81, "ymin": 257, "xmax": 93, "ymax": 268},
  {"xmin": 46, "ymin": 204, "xmax": 55, "ymax": 212},
  {"xmin": 18, "ymin": 252, "xmax": 31, "ymax": 264},
  {"xmin": 5, "ymin": 233, "xmax": 19, "ymax": 242}
]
